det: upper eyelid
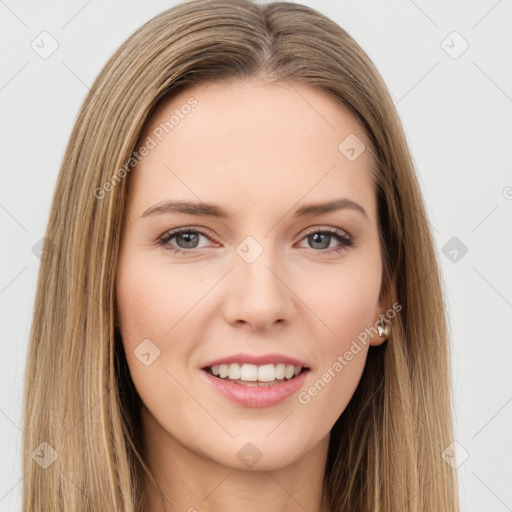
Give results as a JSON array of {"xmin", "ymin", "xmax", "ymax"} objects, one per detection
[{"xmin": 300, "ymin": 225, "xmax": 351, "ymax": 237}]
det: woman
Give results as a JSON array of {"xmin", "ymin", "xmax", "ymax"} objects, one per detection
[{"xmin": 22, "ymin": 0, "xmax": 460, "ymax": 510}]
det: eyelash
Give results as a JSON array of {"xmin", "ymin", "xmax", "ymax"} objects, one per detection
[{"xmin": 156, "ymin": 226, "xmax": 355, "ymax": 256}]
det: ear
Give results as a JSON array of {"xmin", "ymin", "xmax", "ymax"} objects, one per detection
[{"xmin": 369, "ymin": 276, "xmax": 396, "ymax": 347}]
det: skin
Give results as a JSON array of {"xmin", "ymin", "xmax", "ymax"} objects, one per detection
[{"xmin": 116, "ymin": 78, "xmax": 390, "ymax": 512}]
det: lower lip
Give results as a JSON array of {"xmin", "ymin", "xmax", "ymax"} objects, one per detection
[{"xmin": 200, "ymin": 368, "xmax": 310, "ymax": 408}]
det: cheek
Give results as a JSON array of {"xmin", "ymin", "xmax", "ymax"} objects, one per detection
[
  {"xmin": 116, "ymin": 252, "xmax": 196, "ymax": 342},
  {"xmin": 115, "ymin": 251, "xmax": 214, "ymax": 439},
  {"xmin": 297, "ymin": 254, "xmax": 382, "ymax": 348},
  {"xmin": 115, "ymin": 252, "xmax": 198, "ymax": 391},
  {"xmin": 329, "ymin": 279, "xmax": 380, "ymax": 343},
  {"xmin": 293, "ymin": 257, "xmax": 381, "ymax": 417}
]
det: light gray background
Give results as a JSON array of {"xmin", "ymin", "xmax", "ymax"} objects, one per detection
[{"xmin": 1, "ymin": 1, "xmax": 511, "ymax": 510}]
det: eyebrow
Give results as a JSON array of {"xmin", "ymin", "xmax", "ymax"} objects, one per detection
[{"xmin": 141, "ymin": 198, "xmax": 368, "ymax": 221}]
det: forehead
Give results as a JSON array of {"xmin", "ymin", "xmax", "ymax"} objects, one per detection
[{"xmin": 128, "ymin": 79, "xmax": 376, "ymax": 221}]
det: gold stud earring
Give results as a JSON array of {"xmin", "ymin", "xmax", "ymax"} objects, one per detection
[{"xmin": 377, "ymin": 317, "xmax": 391, "ymax": 338}]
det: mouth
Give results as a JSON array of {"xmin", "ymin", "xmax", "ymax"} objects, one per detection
[
  {"xmin": 200, "ymin": 362, "xmax": 311, "ymax": 408},
  {"xmin": 202, "ymin": 363, "xmax": 310, "ymax": 387}
]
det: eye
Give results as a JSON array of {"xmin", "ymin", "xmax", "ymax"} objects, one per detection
[
  {"xmin": 157, "ymin": 227, "xmax": 215, "ymax": 255},
  {"xmin": 157, "ymin": 226, "xmax": 355, "ymax": 256},
  {"xmin": 296, "ymin": 227, "xmax": 355, "ymax": 254}
]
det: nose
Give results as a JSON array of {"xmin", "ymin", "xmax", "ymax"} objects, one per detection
[{"xmin": 223, "ymin": 245, "xmax": 294, "ymax": 331}]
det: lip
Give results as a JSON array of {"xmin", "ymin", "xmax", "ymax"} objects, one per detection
[
  {"xmin": 200, "ymin": 368, "xmax": 310, "ymax": 408},
  {"xmin": 201, "ymin": 353, "xmax": 310, "ymax": 370}
]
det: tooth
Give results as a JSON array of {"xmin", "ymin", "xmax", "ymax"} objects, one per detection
[
  {"xmin": 258, "ymin": 364, "xmax": 276, "ymax": 382},
  {"xmin": 219, "ymin": 364, "xmax": 229, "ymax": 378},
  {"xmin": 274, "ymin": 363, "xmax": 286, "ymax": 379},
  {"xmin": 284, "ymin": 365, "xmax": 295, "ymax": 379},
  {"xmin": 228, "ymin": 363, "xmax": 241, "ymax": 380},
  {"xmin": 240, "ymin": 364, "xmax": 258, "ymax": 381},
  {"xmin": 209, "ymin": 362, "xmax": 304, "ymax": 381}
]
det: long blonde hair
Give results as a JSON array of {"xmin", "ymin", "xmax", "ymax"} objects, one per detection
[{"xmin": 22, "ymin": 1, "xmax": 460, "ymax": 510}]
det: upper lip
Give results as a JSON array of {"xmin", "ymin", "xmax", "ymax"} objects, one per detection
[{"xmin": 201, "ymin": 353, "xmax": 310, "ymax": 369}]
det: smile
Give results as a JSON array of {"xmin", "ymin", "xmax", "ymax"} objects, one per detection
[{"xmin": 201, "ymin": 365, "xmax": 310, "ymax": 407}]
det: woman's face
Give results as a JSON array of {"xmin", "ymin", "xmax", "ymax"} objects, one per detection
[{"xmin": 116, "ymin": 78, "xmax": 387, "ymax": 470}]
